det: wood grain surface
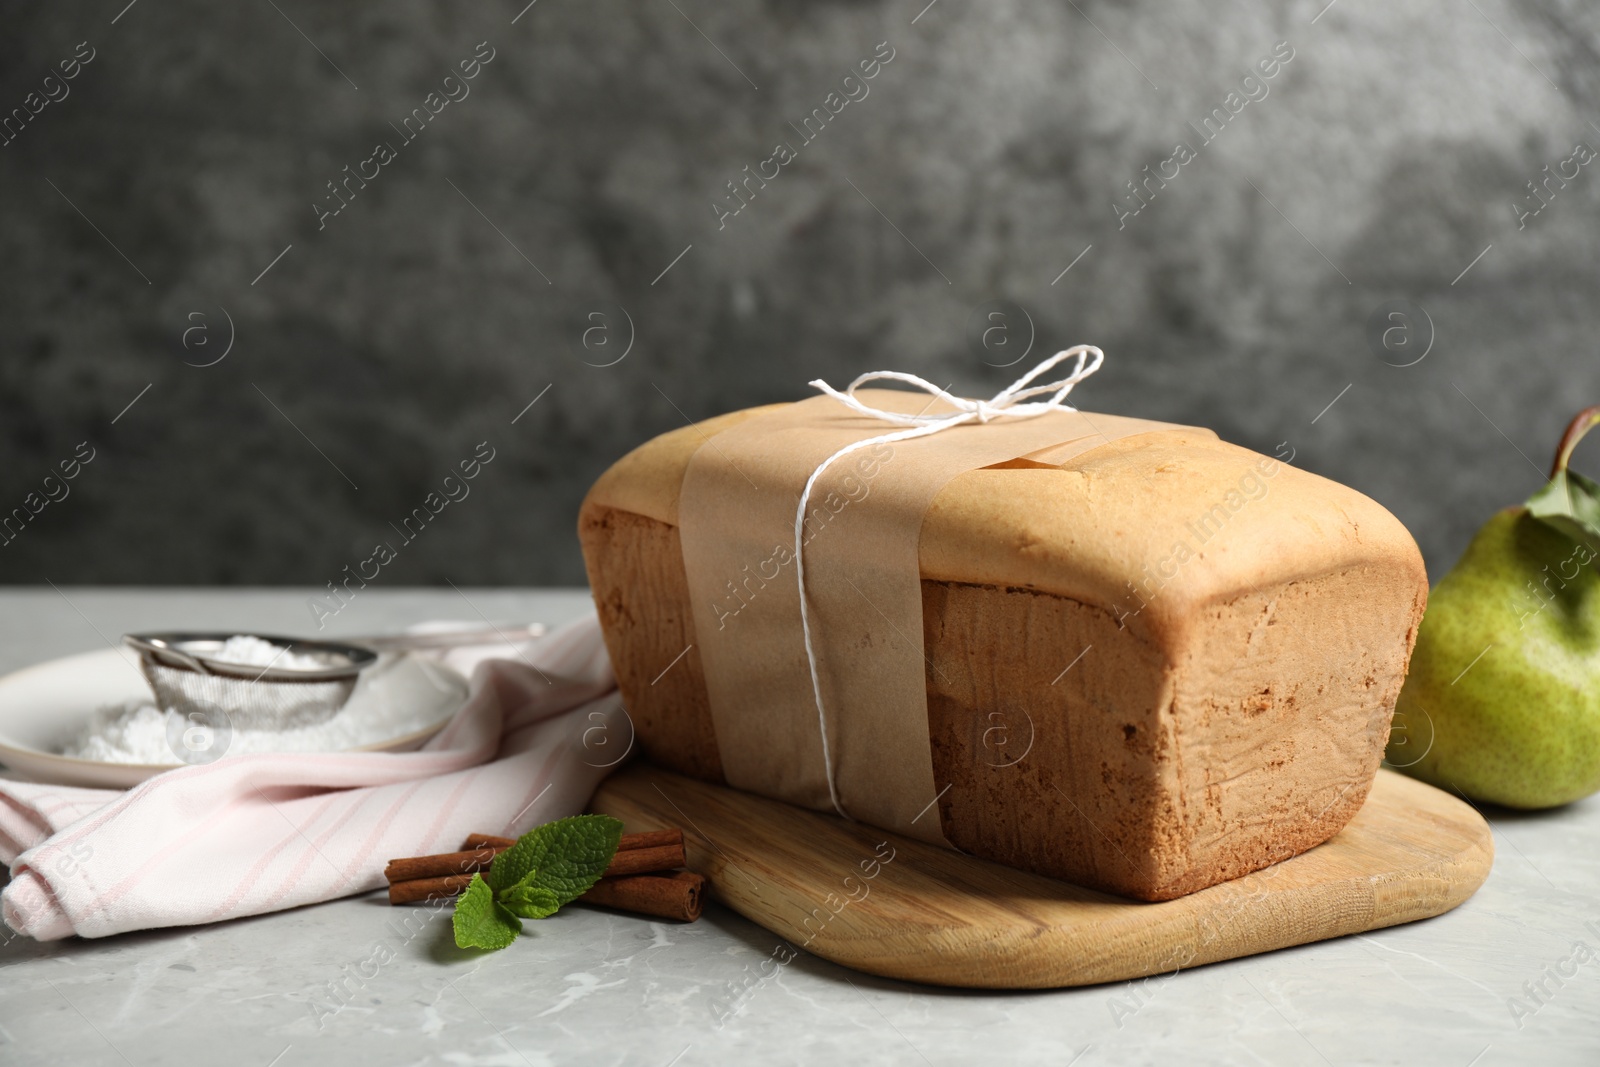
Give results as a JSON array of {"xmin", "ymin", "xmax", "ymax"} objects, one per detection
[{"xmin": 590, "ymin": 764, "xmax": 1493, "ymax": 989}]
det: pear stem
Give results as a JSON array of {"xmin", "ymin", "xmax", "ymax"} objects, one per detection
[{"xmin": 1550, "ymin": 406, "xmax": 1600, "ymax": 478}]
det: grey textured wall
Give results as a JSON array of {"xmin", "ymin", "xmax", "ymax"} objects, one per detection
[{"xmin": 2, "ymin": 0, "xmax": 1596, "ymax": 593}]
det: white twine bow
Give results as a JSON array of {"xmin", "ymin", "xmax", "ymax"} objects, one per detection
[{"xmin": 794, "ymin": 346, "xmax": 1104, "ymax": 820}]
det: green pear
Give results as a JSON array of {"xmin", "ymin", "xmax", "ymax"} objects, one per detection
[{"xmin": 1389, "ymin": 406, "xmax": 1600, "ymax": 808}]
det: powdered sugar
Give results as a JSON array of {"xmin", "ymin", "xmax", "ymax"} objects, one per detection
[
  {"xmin": 208, "ymin": 635, "xmax": 330, "ymax": 671},
  {"xmin": 60, "ymin": 652, "xmax": 460, "ymax": 764}
]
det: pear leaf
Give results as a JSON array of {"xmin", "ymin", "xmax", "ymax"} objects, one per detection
[{"xmin": 1526, "ymin": 468, "xmax": 1600, "ymax": 550}]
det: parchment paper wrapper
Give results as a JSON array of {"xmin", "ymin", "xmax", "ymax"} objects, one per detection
[{"xmin": 677, "ymin": 389, "xmax": 1172, "ymax": 845}]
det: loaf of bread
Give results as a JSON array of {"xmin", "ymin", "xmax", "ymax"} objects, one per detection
[{"xmin": 579, "ymin": 404, "xmax": 1427, "ymax": 901}]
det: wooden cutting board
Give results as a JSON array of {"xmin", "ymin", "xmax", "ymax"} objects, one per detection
[{"xmin": 590, "ymin": 765, "xmax": 1493, "ymax": 989}]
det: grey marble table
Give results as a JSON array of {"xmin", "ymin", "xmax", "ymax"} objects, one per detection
[{"xmin": 0, "ymin": 589, "xmax": 1595, "ymax": 1067}]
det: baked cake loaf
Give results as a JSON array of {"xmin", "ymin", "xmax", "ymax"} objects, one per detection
[{"xmin": 579, "ymin": 405, "xmax": 1427, "ymax": 901}]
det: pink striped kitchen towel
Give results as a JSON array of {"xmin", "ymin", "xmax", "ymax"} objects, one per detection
[{"xmin": 0, "ymin": 613, "xmax": 629, "ymax": 941}]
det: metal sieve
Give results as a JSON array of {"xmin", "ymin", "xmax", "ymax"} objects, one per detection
[{"xmin": 123, "ymin": 624, "xmax": 545, "ymax": 730}]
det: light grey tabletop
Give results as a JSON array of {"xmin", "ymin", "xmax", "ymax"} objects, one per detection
[{"xmin": 0, "ymin": 588, "xmax": 1595, "ymax": 1067}]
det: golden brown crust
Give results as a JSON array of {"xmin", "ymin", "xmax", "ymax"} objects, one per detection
[
  {"xmin": 579, "ymin": 506, "xmax": 724, "ymax": 782},
  {"xmin": 586, "ymin": 419, "xmax": 1423, "ymax": 647},
  {"xmin": 578, "ymin": 404, "xmax": 1428, "ymax": 900}
]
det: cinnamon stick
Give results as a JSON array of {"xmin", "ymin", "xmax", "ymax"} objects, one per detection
[
  {"xmin": 462, "ymin": 828, "xmax": 683, "ymax": 852},
  {"xmin": 461, "ymin": 833, "xmax": 515, "ymax": 851},
  {"xmin": 616, "ymin": 828, "xmax": 684, "ymax": 851},
  {"xmin": 388, "ymin": 873, "xmax": 474, "ymax": 905},
  {"xmin": 581, "ymin": 871, "xmax": 704, "ymax": 922},
  {"xmin": 387, "ymin": 869, "xmax": 705, "ymax": 922},
  {"xmin": 384, "ymin": 847, "xmax": 500, "ymax": 884},
  {"xmin": 385, "ymin": 833, "xmax": 686, "ymax": 888},
  {"xmin": 602, "ymin": 844, "xmax": 685, "ymax": 877}
]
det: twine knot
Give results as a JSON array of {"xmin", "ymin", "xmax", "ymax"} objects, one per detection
[
  {"xmin": 807, "ymin": 344, "xmax": 1104, "ymax": 431},
  {"xmin": 794, "ymin": 346, "xmax": 1105, "ymax": 821}
]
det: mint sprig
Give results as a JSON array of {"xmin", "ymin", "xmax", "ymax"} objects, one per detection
[
  {"xmin": 499, "ymin": 884, "xmax": 562, "ymax": 920},
  {"xmin": 452, "ymin": 874, "xmax": 520, "ymax": 950},
  {"xmin": 452, "ymin": 814, "xmax": 624, "ymax": 951}
]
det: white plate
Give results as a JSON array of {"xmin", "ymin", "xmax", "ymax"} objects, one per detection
[{"xmin": 0, "ymin": 647, "xmax": 468, "ymax": 789}]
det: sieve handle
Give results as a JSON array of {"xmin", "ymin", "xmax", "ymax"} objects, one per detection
[{"xmin": 352, "ymin": 623, "xmax": 546, "ymax": 652}]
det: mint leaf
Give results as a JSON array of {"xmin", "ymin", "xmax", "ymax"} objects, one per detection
[
  {"xmin": 452, "ymin": 873, "xmax": 521, "ymax": 950},
  {"xmin": 452, "ymin": 815, "xmax": 626, "ymax": 950},
  {"xmin": 1526, "ymin": 468, "xmax": 1600, "ymax": 549},
  {"xmin": 499, "ymin": 884, "xmax": 562, "ymax": 920},
  {"xmin": 487, "ymin": 814, "xmax": 624, "ymax": 907}
]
